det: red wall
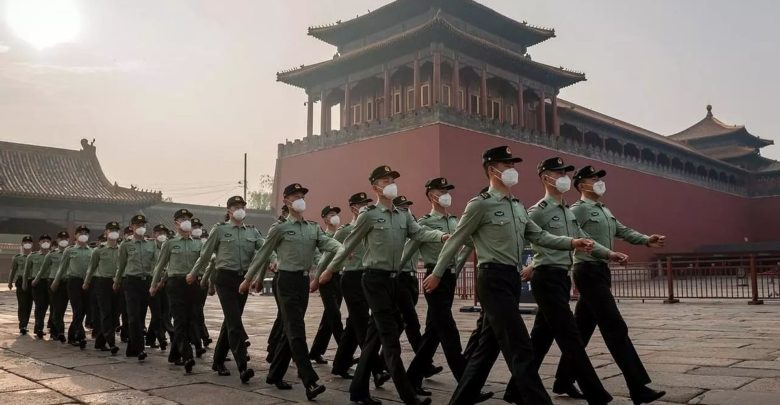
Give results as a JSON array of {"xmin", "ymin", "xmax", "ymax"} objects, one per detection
[{"xmin": 275, "ymin": 124, "xmax": 779, "ymax": 261}]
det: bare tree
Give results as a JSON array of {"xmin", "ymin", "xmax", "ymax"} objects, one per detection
[{"xmin": 248, "ymin": 174, "xmax": 273, "ymax": 210}]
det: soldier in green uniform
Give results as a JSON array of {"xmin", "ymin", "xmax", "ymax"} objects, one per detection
[
  {"xmin": 147, "ymin": 224, "xmax": 171, "ymax": 351},
  {"xmin": 85, "ymin": 221, "xmax": 122, "ymax": 355},
  {"xmin": 239, "ymin": 183, "xmax": 339, "ymax": 400},
  {"xmin": 320, "ymin": 165, "xmax": 447, "ymax": 405},
  {"xmin": 52, "ymin": 225, "xmax": 93, "ymax": 348},
  {"xmin": 33, "ymin": 231, "xmax": 69, "ymax": 342},
  {"xmin": 187, "ymin": 195, "xmax": 262, "ymax": 383},
  {"xmin": 423, "ymin": 146, "xmax": 595, "ymax": 405},
  {"xmin": 264, "ymin": 205, "xmax": 286, "ymax": 364},
  {"xmin": 150, "ymin": 209, "xmax": 202, "ymax": 374},
  {"xmin": 23, "ymin": 234, "xmax": 53, "ymax": 339},
  {"xmin": 503, "ymin": 157, "xmax": 626, "ymax": 404},
  {"xmin": 309, "ymin": 205, "xmax": 345, "ymax": 365},
  {"xmin": 553, "ymin": 165, "xmax": 667, "ymax": 405},
  {"xmin": 190, "ymin": 218, "xmax": 212, "ymax": 349},
  {"xmin": 8, "ymin": 236, "xmax": 34, "ymax": 335},
  {"xmin": 114, "ymin": 214, "xmax": 156, "ymax": 361},
  {"xmin": 400, "ymin": 179, "xmax": 494, "ymax": 401},
  {"xmin": 392, "ymin": 196, "xmax": 424, "ymax": 359}
]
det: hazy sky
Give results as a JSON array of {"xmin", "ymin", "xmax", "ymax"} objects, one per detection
[{"xmin": 1, "ymin": 0, "xmax": 777, "ymax": 205}]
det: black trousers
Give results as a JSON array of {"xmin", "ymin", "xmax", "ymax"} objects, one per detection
[
  {"xmin": 555, "ymin": 261, "xmax": 651, "ymax": 394},
  {"xmin": 84, "ymin": 280, "xmax": 93, "ymax": 329},
  {"xmin": 449, "ymin": 264, "xmax": 551, "ymax": 405},
  {"xmin": 213, "ymin": 271, "xmax": 249, "ymax": 371},
  {"xmin": 196, "ymin": 278, "xmax": 210, "ymax": 341},
  {"xmin": 310, "ymin": 273, "xmax": 344, "ymax": 357},
  {"xmin": 396, "ymin": 271, "xmax": 422, "ymax": 351},
  {"xmin": 32, "ymin": 281, "xmax": 50, "ymax": 334},
  {"xmin": 331, "ymin": 273, "xmax": 360, "ymax": 374},
  {"xmin": 167, "ymin": 277, "xmax": 197, "ymax": 362},
  {"xmin": 352, "ymin": 270, "xmax": 418, "ymax": 405},
  {"xmin": 48, "ymin": 279, "xmax": 69, "ymax": 339},
  {"xmin": 268, "ymin": 271, "xmax": 319, "ymax": 385},
  {"xmin": 505, "ymin": 266, "xmax": 611, "ymax": 403},
  {"xmin": 123, "ymin": 276, "xmax": 150, "ymax": 356},
  {"xmin": 93, "ymin": 277, "xmax": 119, "ymax": 348},
  {"xmin": 147, "ymin": 285, "xmax": 170, "ymax": 345},
  {"xmin": 338, "ymin": 270, "xmax": 383, "ymax": 377},
  {"xmin": 407, "ymin": 268, "xmax": 464, "ymax": 388},
  {"xmin": 266, "ymin": 272, "xmax": 284, "ymax": 363},
  {"xmin": 117, "ymin": 285, "xmax": 128, "ymax": 341},
  {"xmin": 67, "ymin": 277, "xmax": 88, "ymax": 342},
  {"xmin": 15, "ymin": 279, "xmax": 33, "ymax": 330}
]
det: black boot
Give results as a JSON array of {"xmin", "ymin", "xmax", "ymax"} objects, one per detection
[
  {"xmin": 266, "ymin": 378, "xmax": 292, "ymax": 390},
  {"xmin": 212, "ymin": 363, "xmax": 230, "ymax": 376},
  {"xmin": 349, "ymin": 395, "xmax": 381, "ymax": 404},
  {"xmin": 240, "ymin": 368, "xmax": 255, "ymax": 384},
  {"xmin": 630, "ymin": 386, "xmax": 666, "ymax": 405},
  {"xmin": 305, "ymin": 382, "xmax": 326, "ymax": 400},
  {"xmin": 184, "ymin": 359, "xmax": 195, "ymax": 374},
  {"xmin": 552, "ymin": 381, "xmax": 586, "ymax": 399}
]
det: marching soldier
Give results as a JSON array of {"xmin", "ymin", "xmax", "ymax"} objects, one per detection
[
  {"xmin": 187, "ymin": 195, "xmax": 262, "ymax": 384},
  {"xmin": 8, "ymin": 235, "xmax": 34, "ymax": 335},
  {"xmin": 147, "ymin": 224, "xmax": 171, "ymax": 351},
  {"xmin": 85, "ymin": 221, "xmax": 123, "ymax": 355},
  {"xmin": 400, "ymin": 179, "xmax": 493, "ymax": 401},
  {"xmin": 423, "ymin": 146, "xmax": 594, "ymax": 405},
  {"xmin": 239, "ymin": 183, "xmax": 338, "ymax": 400},
  {"xmin": 34, "ymin": 231, "xmax": 69, "ymax": 342},
  {"xmin": 264, "ymin": 205, "xmax": 286, "ymax": 364},
  {"xmin": 320, "ymin": 165, "xmax": 447, "ymax": 405},
  {"xmin": 23, "ymin": 234, "xmax": 53, "ymax": 339},
  {"xmin": 392, "ymin": 196, "xmax": 424, "ymax": 355},
  {"xmin": 114, "ymin": 214, "xmax": 156, "ymax": 361},
  {"xmin": 52, "ymin": 226, "xmax": 93, "ymax": 348},
  {"xmin": 191, "ymin": 218, "xmax": 212, "ymax": 349},
  {"xmin": 505, "ymin": 157, "xmax": 627, "ymax": 404},
  {"xmin": 309, "ymin": 205, "xmax": 345, "ymax": 365},
  {"xmin": 553, "ymin": 165, "xmax": 667, "ymax": 405},
  {"xmin": 151, "ymin": 209, "xmax": 202, "ymax": 374}
]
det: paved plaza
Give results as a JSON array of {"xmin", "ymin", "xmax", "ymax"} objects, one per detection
[{"xmin": 0, "ymin": 291, "xmax": 779, "ymax": 404}]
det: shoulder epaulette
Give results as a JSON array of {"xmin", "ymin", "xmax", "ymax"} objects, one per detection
[
  {"xmin": 538, "ymin": 200, "xmax": 548, "ymax": 209},
  {"xmin": 420, "ymin": 214, "xmax": 432, "ymax": 220},
  {"xmin": 511, "ymin": 198, "xmax": 520, "ymax": 202},
  {"xmin": 571, "ymin": 200, "xmax": 584, "ymax": 207},
  {"xmin": 365, "ymin": 205, "xmax": 377, "ymax": 211},
  {"xmin": 13, "ymin": 253, "xmax": 21, "ymax": 257},
  {"xmin": 448, "ymin": 214, "xmax": 457, "ymax": 219},
  {"xmin": 306, "ymin": 220, "xmax": 318, "ymax": 225},
  {"xmin": 337, "ymin": 224, "xmax": 347, "ymax": 230},
  {"xmin": 479, "ymin": 192, "xmax": 491, "ymax": 199}
]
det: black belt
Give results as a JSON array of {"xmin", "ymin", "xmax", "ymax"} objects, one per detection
[
  {"xmin": 364, "ymin": 269, "xmax": 399, "ymax": 278},
  {"xmin": 535, "ymin": 265, "xmax": 569, "ymax": 273},
  {"xmin": 125, "ymin": 275, "xmax": 151, "ymax": 281},
  {"xmin": 479, "ymin": 262, "xmax": 518, "ymax": 272},
  {"xmin": 167, "ymin": 274, "xmax": 187, "ymax": 279}
]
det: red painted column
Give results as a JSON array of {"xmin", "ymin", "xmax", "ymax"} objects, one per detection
[
  {"xmin": 552, "ymin": 94, "xmax": 560, "ymax": 136},
  {"xmin": 343, "ymin": 81, "xmax": 351, "ymax": 129},
  {"xmin": 453, "ymin": 58, "xmax": 460, "ymax": 110},
  {"xmin": 538, "ymin": 91, "xmax": 546, "ymax": 134},
  {"xmin": 433, "ymin": 51, "xmax": 441, "ymax": 105},
  {"xmin": 413, "ymin": 57, "xmax": 420, "ymax": 110},
  {"xmin": 384, "ymin": 68, "xmax": 390, "ymax": 118},
  {"xmin": 306, "ymin": 93, "xmax": 314, "ymax": 137},
  {"xmin": 320, "ymin": 89, "xmax": 328, "ymax": 134},
  {"xmin": 480, "ymin": 67, "xmax": 488, "ymax": 118},
  {"xmin": 516, "ymin": 83, "xmax": 525, "ymax": 128}
]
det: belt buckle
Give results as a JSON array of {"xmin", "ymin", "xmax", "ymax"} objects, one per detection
[{"xmin": 390, "ymin": 272, "xmax": 398, "ymax": 279}]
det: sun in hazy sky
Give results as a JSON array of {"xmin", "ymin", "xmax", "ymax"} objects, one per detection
[{"xmin": 5, "ymin": 0, "xmax": 81, "ymax": 49}]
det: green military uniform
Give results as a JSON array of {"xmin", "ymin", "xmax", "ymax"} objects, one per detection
[
  {"xmin": 392, "ymin": 197, "xmax": 424, "ymax": 355},
  {"xmin": 53, "ymin": 240, "xmax": 94, "ymax": 346},
  {"xmin": 24, "ymin": 248, "xmax": 52, "ymax": 337},
  {"xmin": 87, "ymin": 230, "xmax": 121, "ymax": 352},
  {"xmin": 38, "ymin": 245, "xmax": 68, "ymax": 341},
  {"xmin": 310, "ymin": 217, "xmax": 345, "ymax": 363},
  {"xmin": 10, "ymin": 249, "xmax": 32, "ymax": 334},
  {"xmin": 572, "ymin": 198, "xmax": 649, "ymax": 264}
]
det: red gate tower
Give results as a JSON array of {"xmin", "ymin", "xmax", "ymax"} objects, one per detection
[{"xmin": 274, "ymin": 0, "xmax": 780, "ymax": 261}]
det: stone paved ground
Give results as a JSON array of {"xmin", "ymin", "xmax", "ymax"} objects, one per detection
[{"xmin": 0, "ymin": 291, "xmax": 779, "ymax": 404}]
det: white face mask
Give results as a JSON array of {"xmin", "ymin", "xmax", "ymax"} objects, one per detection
[
  {"xmin": 549, "ymin": 175, "xmax": 571, "ymax": 193},
  {"xmin": 156, "ymin": 235, "xmax": 167, "ymax": 243},
  {"xmin": 496, "ymin": 168, "xmax": 519, "ymax": 187},
  {"xmin": 232, "ymin": 208, "xmax": 247, "ymax": 221},
  {"xmin": 592, "ymin": 180, "xmax": 606, "ymax": 196},
  {"xmin": 437, "ymin": 193, "xmax": 452, "ymax": 208},
  {"xmin": 135, "ymin": 227, "xmax": 147, "ymax": 236},
  {"xmin": 77, "ymin": 234, "xmax": 89, "ymax": 243},
  {"xmin": 179, "ymin": 220, "xmax": 192, "ymax": 232},
  {"xmin": 191, "ymin": 228, "xmax": 203, "ymax": 238},
  {"xmin": 22, "ymin": 243, "xmax": 33, "ymax": 250},
  {"xmin": 58, "ymin": 240, "xmax": 69, "ymax": 248},
  {"xmin": 291, "ymin": 198, "xmax": 306, "ymax": 213},
  {"xmin": 381, "ymin": 183, "xmax": 398, "ymax": 199},
  {"xmin": 329, "ymin": 215, "xmax": 340, "ymax": 226},
  {"xmin": 108, "ymin": 232, "xmax": 120, "ymax": 240},
  {"xmin": 201, "ymin": 237, "xmax": 208, "ymax": 245},
  {"xmin": 40, "ymin": 242, "xmax": 51, "ymax": 250}
]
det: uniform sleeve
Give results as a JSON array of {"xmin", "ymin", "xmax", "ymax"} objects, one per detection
[
  {"xmin": 315, "ymin": 226, "xmax": 348, "ymax": 277},
  {"xmin": 328, "ymin": 213, "xmax": 372, "ymax": 273},
  {"xmin": 190, "ymin": 225, "xmax": 220, "ymax": 277},
  {"xmin": 200, "ymin": 256, "xmax": 216, "ymax": 288},
  {"xmin": 85, "ymin": 249, "xmax": 100, "ymax": 285},
  {"xmin": 9, "ymin": 256, "xmax": 19, "ymax": 284},
  {"xmin": 151, "ymin": 241, "xmax": 172, "ymax": 288},
  {"xmin": 615, "ymin": 218, "xmax": 650, "ymax": 246},
  {"xmin": 244, "ymin": 225, "xmax": 282, "ymax": 281},
  {"xmin": 453, "ymin": 245, "xmax": 474, "ymax": 277},
  {"xmin": 524, "ymin": 213, "xmax": 573, "ymax": 251},
  {"xmin": 22, "ymin": 255, "xmax": 33, "ymax": 289},
  {"xmin": 407, "ymin": 212, "xmax": 444, "ymax": 243},
  {"xmin": 53, "ymin": 248, "xmax": 71, "ymax": 284},
  {"xmin": 432, "ymin": 199, "xmax": 483, "ymax": 278},
  {"xmin": 34, "ymin": 254, "xmax": 51, "ymax": 284},
  {"xmin": 398, "ymin": 238, "xmax": 422, "ymax": 271},
  {"xmin": 574, "ymin": 225, "xmax": 611, "ymax": 260},
  {"xmin": 114, "ymin": 243, "xmax": 128, "ymax": 283}
]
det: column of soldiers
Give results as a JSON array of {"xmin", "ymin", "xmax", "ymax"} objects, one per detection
[{"xmin": 6, "ymin": 145, "xmax": 669, "ymax": 405}]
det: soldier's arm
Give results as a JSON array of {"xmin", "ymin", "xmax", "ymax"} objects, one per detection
[
  {"xmin": 575, "ymin": 226, "xmax": 611, "ymax": 260},
  {"xmin": 315, "ymin": 226, "xmax": 348, "ymax": 277},
  {"xmin": 398, "ymin": 238, "xmax": 422, "ymax": 271},
  {"xmin": 432, "ymin": 199, "xmax": 483, "ymax": 278},
  {"xmin": 200, "ymin": 256, "xmax": 216, "ymax": 288},
  {"xmin": 327, "ymin": 214, "xmax": 371, "ymax": 273},
  {"xmin": 407, "ymin": 213, "xmax": 444, "ymax": 243},
  {"xmin": 190, "ymin": 225, "xmax": 220, "ymax": 278},
  {"xmin": 53, "ymin": 248, "xmax": 71, "ymax": 284},
  {"xmin": 9, "ymin": 256, "xmax": 19, "ymax": 284},
  {"xmin": 22, "ymin": 255, "xmax": 33, "ymax": 289},
  {"xmin": 453, "ymin": 244, "xmax": 474, "ymax": 276},
  {"xmin": 151, "ymin": 241, "xmax": 172, "ymax": 288},
  {"xmin": 524, "ymin": 213, "xmax": 574, "ymax": 250},
  {"xmin": 615, "ymin": 218, "xmax": 651, "ymax": 246},
  {"xmin": 85, "ymin": 249, "xmax": 99, "ymax": 285},
  {"xmin": 114, "ymin": 243, "xmax": 128, "ymax": 283},
  {"xmin": 244, "ymin": 225, "xmax": 281, "ymax": 282},
  {"xmin": 33, "ymin": 254, "xmax": 51, "ymax": 284}
]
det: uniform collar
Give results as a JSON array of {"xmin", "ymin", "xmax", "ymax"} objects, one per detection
[
  {"xmin": 582, "ymin": 197, "xmax": 603, "ymax": 207},
  {"xmin": 487, "ymin": 186, "xmax": 511, "ymax": 201},
  {"xmin": 229, "ymin": 220, "xmax": 247, "ymax": 229},
  {"xmin": 428, "ymin": 209, "xmax": 446, "ymax": 219},
  {"xmin": 376, "ymin": 201, "xmax": 397, "ymax": 213},
  {"xmin": 285, "ymin": 214, "xmax": 307, "ymax": 224},
  {"xmin": 543, "ymin": 194, "xmax": 565, "ymax": 207}
]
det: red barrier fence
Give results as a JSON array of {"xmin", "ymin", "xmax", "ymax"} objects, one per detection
[{"xmin": 417, "ymin": 252, "xmax": 780, "ymax": 305}]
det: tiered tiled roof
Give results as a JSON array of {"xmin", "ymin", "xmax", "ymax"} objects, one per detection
[
  {"xmin": 670, "ymin": 105, "xmax": 773, "ymax": 147},
  {"xmin": 280, "ymin": 12, "xmax": 584, "ymax": 89},
  {"xmin": 308, "ymin": 0, "xmax": 555, "ymax": 49},
  {"xmin": 0, "ymin": 140, "xmax": 162, "ymax": 205}
]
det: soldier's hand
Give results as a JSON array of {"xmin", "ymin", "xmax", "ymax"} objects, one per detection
[
  {"xmin": 7, "ymin": 282, "xmax": 12, "ymax": 290},
  {"xmin": 252, "ymin": 281, "xmax": 262, "ymax": 294},
  {"xmin": 51, "ymin": 281, "xmax": 58, "ymax": 292},
  {"xmin": 149, "ymin": 287, "xmax": 156, "ymax": 297},
  {"xmin": 309, "ymin": 278, "xmax": 320, "ymax": 293},
  {"xmin": 608, "ymin": 251, "xmax": 630, "ymax": 265},
  {"xmin": 269, "ymin": 262, "xmax": 278, "ymax": 273},
  {"xmin": 319, "ymin": 269, "xmax": 333, "ymax": 285},
  {"xmin": 441, "ymin": 234, "xmax": 451, "ymax": 242},
  {"xmin": 520, "ymin": 265, "xmax": 534, "ymax": 282},
  {"xmin": 186, "ymin": 273, "xmax": 196, "ymax": 285},
  {"xmin": 199, "ymin": 277, "xmax": 209, "ymax": 289},
  {"xmin": 238, "ymin": 279, "xmax": 250, "ymax": 295},
  {"xmin": 572, "ymin": 238, "xmax": 594, "ymax": 253},
  {"xmin": 31, "ymin": 280, "xmax": 38, "ymax": 287},
  {"xmin": 647, "ymin": 235, "xmax": 666, "ymax": 248},
  {"xmin": 82, "ymin": 282, "xmax": 89, "ymax": 291},
  {"xmin": 423, "ymin": 274, "xmax": 440, "ymax": 293},
  {"xmin": 112, "ymin": 282, "xmax": 120, "ymax": 292},
  {"xmin": 208, "ymin": 285, "xmax": 216, "ymax": 296}
]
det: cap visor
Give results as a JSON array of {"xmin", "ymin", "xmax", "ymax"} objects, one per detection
[{"xmin": 595, "ymin": 170, "xmax": 607, "ymax": 178}]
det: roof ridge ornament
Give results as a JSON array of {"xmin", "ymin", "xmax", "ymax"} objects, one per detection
[{"xmin": 706, "ymin": 104, "xmax": 713, "ymax": 118}]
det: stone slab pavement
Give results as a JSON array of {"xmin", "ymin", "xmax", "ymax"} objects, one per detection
[{"xmin": 0, "ymin": 290, "xmax": 778, "ymax": 404}]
